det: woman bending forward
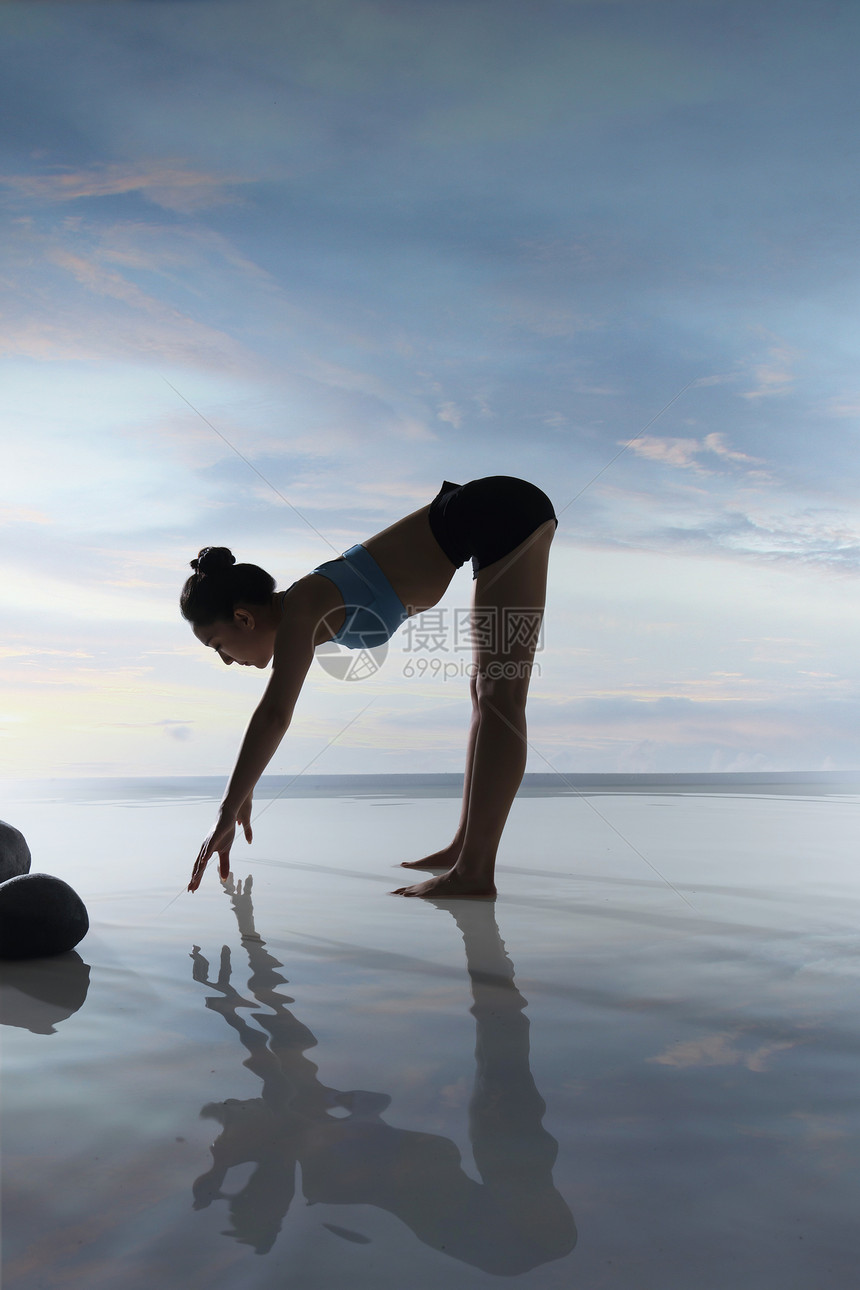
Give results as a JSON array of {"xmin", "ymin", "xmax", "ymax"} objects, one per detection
[{"xmin": 183, "ymin": 476, "xmax": 557, "ymax": 899}]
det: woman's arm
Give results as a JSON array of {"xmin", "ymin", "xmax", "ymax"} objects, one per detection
[{"xmin": 189, "ymin": 608, "xmax": 318, "ymax": 892}]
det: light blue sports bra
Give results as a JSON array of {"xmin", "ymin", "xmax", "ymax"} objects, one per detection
[{"xmin": 311, "ymin": 544, "xmax": 409, "ymax": 650}]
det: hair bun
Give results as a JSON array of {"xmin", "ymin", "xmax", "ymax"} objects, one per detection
[{"xmin": 191, "ymin": 546, "xmax": 236, "ymax": 577}]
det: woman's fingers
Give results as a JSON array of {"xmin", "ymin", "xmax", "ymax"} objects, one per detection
[
  {"xmin": 189, "ymin": 843, "xmax": 211, "ymax": 892},
  {"xmin": 189, "ymin": 832, "xmax": 219, "ymax": 892},
  {"xmin": 189, "ymin": 817, "xmax": 238, "ymax": 893},
  {"xmin": 238, "ymin": 795, "xmax": 253, "ymax": 844}
]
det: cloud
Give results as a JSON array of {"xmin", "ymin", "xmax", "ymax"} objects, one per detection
[
  {"xmin": 0, "ymin": 162, "xmax": 252, "ymax": 214},
  {"xmin": 701, "ymin": 433, "xmax": 761, "ymax": 464},
  {"xmin": 624, "ymin": 436, "xmax": 703, "ymax": 470},
  {"xmin": 624, "ymin": 432, "xmax": 764, "ymax": 475},
  {"xmin": 741, "ymin": 339, "xmax": 798, "ymax": 400},
  {"xmin": 165, "ymin": 724, "xmax": 192, "ymax": 742},
  {"xmin": 0, "ymin": 233, "xmax": 259, "ymax": 370},
  {"xmin": 538, "ymin": 694, "xmax": 804, "ymax": 734},
  {"xmin": 532, "ymin": 689, "xmax": 860, "ymax": 774},
  {"xmin": 827, "ymin": 397, "xmax": 860, "ymax": 419},
  {"xmin": 0, "ymin": 506, "xmax": 51, "ymax": 526},
  {"xmin": 437, "ymin": 402, "xmax": 463, "ymax": 429},
  {"xmin": 717, "ymin": 507, "xmax": 860, "ymax": 569},
  {"xmin": 50, "ymin": 247, "xmax": 165, "ymax": 310},
  {"xmin": 582, "ymin": 482, "xmax": 860, "ymax": 571},
  {"xmin": 100, "ymin": 720, "xmax": 194, "ymax": 738},
  {"xmin": 649, "ymin": 1030, "xmax": 796, "ymax": 1071},
  {"xmin": 499, "ymin": 300, "xmax": 600, "ymax": 339},
  {"xmin": 0, "ymin": 647, "xmax": 92, "ymax": 661}
]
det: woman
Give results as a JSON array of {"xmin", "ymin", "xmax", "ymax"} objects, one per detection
[{"xmin": 182, "ymin": 476, "xmax": 557, "ymax": 899}]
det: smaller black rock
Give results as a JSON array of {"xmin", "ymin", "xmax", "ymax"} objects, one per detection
[
  {"xmin": 0, "ymin": 873, "xmax": 89, "ymax": 960},
  {"xmin": 0, "ymin": 820, "xmax": 32, "ymax": 883}
]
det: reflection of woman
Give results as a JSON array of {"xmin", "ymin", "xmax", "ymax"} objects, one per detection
[
  {"xmin": 191, "ymin": 876, "xmax": 576, "ymax": 1272},
  {"xmin": 181, "ymin": 477, "xmax": 557, "ymax": 898}
]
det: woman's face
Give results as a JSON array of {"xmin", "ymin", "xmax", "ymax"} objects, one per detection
[{"xmin": 193, "ymin": 609, "xmax": 274, "ymax": 669}]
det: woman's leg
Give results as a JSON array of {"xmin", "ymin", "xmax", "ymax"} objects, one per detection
[
  {"xmin": 400, "ymin": 670, "xmax": 479, "ymax": 870},
  {"xmin": 393, "ymin": 519, "xmax": 555, "ymax": 898}
]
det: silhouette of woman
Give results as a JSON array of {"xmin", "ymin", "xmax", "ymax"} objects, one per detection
[{"xmin": 181, "ymin": 477, "xmax": 557, "ymax": 899}]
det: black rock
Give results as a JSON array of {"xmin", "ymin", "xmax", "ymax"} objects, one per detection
[
  {"xmin": 0, "ymin": 820, "xmax": 31, "ymax": 884},
  {"xmin": 0, "ymin": 873, "xmax": 89, "ymax": 960}
]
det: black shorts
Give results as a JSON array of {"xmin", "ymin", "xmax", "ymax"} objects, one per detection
[{"xmin": 428, "ymin": 476, "xmax": 558, "ymax": 579}]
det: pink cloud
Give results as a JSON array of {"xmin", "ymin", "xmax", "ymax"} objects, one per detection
[
  {"xmin": 624, "ymin": 433, "xmax": 764, "ymax": 473},
  {"xmin": 0, "ymin": 163, "xmax": 252, "ymax": 214}
]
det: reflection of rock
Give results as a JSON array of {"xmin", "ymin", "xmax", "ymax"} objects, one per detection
[
  {"xmin": 0, "ymin": 873, "xmax": 89, "ymax": 960},
  {"xmin": 0, "ymin": 820, "xmax": 31, "ymax": 883},
  {"xmin": 0, "ymin": 951, "xmax": 91, "ymax": 1033}
]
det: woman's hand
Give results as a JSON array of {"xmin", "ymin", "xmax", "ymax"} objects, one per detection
[
  {"xmin": 189, "ymin": 793, "xmax": 256, "ymax": 892},
  {"xmin": 236, "ymin": 791, "xmax": 253, "ymax": 845},
  {"xmin": 189, "ymin": 808, "xmax": 239, "ymax": 893}
]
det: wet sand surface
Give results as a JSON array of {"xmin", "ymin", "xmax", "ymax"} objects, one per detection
[{"xmin": 2, "ymin": 780, "xmax": 859, "ymax": 1288}]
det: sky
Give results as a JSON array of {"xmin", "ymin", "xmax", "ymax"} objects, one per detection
[{"xmin": 1, "ymin": 0, "xmax": 860, "ymax": 779}]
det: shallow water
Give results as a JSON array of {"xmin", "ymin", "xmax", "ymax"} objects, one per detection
[{"xmin": 2, "ymin": 780, "xmax": 859, "ymax": 1288}]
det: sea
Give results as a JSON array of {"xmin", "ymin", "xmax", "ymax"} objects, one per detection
[{"xmin": 2, "ymin": 773, "xmax": 859, "ymax": 1289}]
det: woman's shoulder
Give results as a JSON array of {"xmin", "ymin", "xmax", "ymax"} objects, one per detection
[
  {"xmin": 280, "ymin": 571, "xmax": 346, "ymax": 643},
  {"xmin": 283, "ymin": 570, "xmax": 342, "ymax": 610}
]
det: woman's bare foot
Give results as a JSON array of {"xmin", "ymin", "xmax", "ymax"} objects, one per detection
[
  {"xmin": 399, "ymin": 842, "xmax": 461, "ymax": 871},
  {"xmin": 391, "ymin": 867, "xmax": 496, "ymax": 899}
]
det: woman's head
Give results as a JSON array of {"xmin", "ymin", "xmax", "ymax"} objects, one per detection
[{"xmin": 181, "ymin": 547, "xmax": 278, "ymax": 667}]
